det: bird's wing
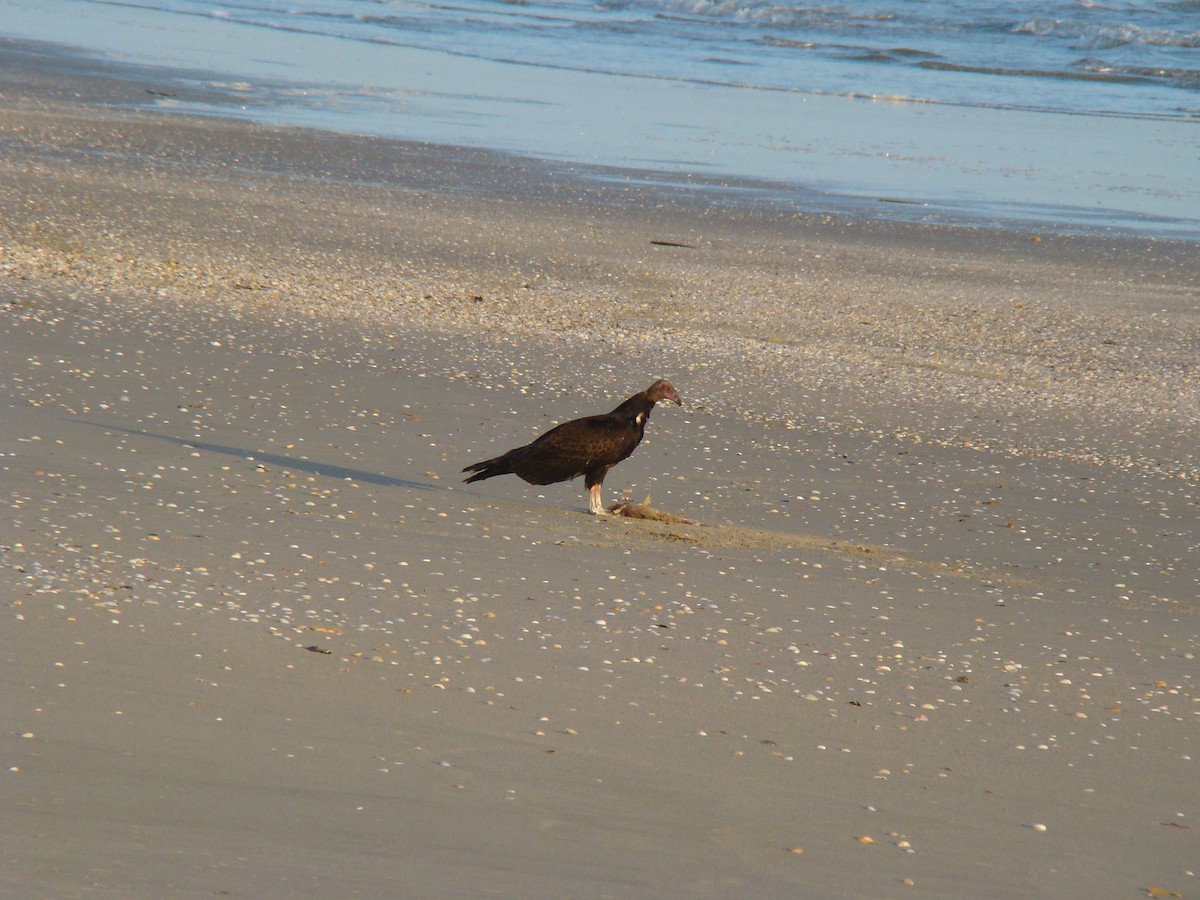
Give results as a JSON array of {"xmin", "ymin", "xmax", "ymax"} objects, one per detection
[{"xmin": 509, "ymin": 415, "xmax": 633, "ymax": 484}]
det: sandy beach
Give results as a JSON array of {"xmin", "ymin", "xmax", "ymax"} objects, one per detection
[{"xmin": 2, "ymin": 52, "xmax": 1198, "ymax": 898}]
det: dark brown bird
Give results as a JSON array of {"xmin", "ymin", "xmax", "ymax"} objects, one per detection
[{"xmin": 463, "ymin": 379, "xmax": 682, "ymax": 514}]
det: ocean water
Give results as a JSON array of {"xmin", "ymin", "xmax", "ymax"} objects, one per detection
[{"xmin": 3, "ymin": 0, "xmax": 1199, "ymax": 235}]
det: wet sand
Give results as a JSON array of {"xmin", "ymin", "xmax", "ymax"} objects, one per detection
[{"xmin": 2, "ymin": 52, "xmax": 1198, "ymax": 898}]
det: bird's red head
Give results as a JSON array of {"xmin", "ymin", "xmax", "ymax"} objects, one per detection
[{"xmin": 647, "ymin": 379, "xmax": 682, "ymax": 407}]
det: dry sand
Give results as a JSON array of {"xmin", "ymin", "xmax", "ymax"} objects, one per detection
[{"xmin": 2, "ymin": 54, "xmax": 1198, "ymax": 898}]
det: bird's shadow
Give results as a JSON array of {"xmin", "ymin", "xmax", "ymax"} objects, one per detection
[{"xmin": 77, "ymin": 419, "xmax": 438, "ymax": 492}]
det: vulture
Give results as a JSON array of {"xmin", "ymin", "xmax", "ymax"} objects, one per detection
[{"xmin": 463, "ymin": 379, "xmax": 682, "ymax": 514}]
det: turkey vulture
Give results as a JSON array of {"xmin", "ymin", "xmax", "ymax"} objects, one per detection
[{"xmin": 463, "ymin": 379, "xmax": 682, "ymax": 514}]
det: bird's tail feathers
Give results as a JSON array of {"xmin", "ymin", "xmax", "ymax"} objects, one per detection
[{"xmin": 462, "ymin": 457, "xmax": 507, "ymax": 483}]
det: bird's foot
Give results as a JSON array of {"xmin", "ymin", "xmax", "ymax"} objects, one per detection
[{"xmin": 587, "ymin": 486, "xmax": 606, "ymax": 515}]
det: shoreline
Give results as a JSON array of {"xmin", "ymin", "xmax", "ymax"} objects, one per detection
[
  {"xmin": 3, "ymin": 35, "xmax": 1200, "ymax": 240},
  {"xmin": 3, "ymin": 55, "xmax": 1198, "ymax": 898}
]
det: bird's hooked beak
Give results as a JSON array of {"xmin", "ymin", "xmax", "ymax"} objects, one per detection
[{"xmin": 661, "ymin": 388, "xmax": 683, "ymax": 408}]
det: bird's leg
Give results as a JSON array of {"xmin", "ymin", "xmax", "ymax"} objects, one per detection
[{"xmin": 588, "ymin": 483, "xmax": 606, "ymax": 515}]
